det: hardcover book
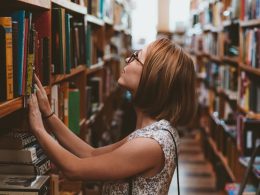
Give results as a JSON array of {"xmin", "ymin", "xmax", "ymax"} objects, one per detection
[{"xmin": 0, "ymin": 175, "xmax": 49, "ymax": 195}]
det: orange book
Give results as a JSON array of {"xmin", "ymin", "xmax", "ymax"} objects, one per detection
[{"xmin": 0, "ymin": 17, "xmax": 13, "ymax": 100}]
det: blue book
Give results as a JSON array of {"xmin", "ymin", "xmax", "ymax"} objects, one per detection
[{"xmin": 11, "ymin": 10, "xmax": 26, "ymax": 96}]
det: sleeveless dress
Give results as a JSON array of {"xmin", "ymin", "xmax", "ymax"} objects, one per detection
[{"xmin": 102, "ymin": 119, "xmax": 180, "ymax": 195}]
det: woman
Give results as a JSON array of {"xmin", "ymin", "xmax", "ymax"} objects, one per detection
[{"xmin": 28, "ymin": 38, "xmax": 196, "ymax": 194}]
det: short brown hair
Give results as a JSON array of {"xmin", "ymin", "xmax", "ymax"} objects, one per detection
[{"xmin": 133, "ymin": 38, "xmax": 197, "ymax": 127}]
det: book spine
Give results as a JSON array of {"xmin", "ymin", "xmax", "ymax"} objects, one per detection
[
  {"xmin": 25, "ymin": 26, "xmax": 36, "ymax": 96},
  {"xmin": 0, "ymin": 17, "xmax": 13, "ymax": 100},
  {"xmin": 11, "ymin": 10, "xmax": 25, "ymax": 96},
  {"xmin": 0, "ymin": 147, "xmax": 37, "ymax": 163}
]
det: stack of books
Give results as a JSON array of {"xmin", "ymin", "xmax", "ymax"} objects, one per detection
[{"xmin": 0, "ymin": 130, "xmax": 51, "ymax": 175}]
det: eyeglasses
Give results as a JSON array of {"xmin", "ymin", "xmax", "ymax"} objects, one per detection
[{"xmin": 126, "ymin": 50, "xmax": 144, "ymax": 65}]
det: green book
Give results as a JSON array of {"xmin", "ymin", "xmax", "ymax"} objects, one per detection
[{"xmin": 68, "ymin": 88, "xmax": 80, "ymax": 135}]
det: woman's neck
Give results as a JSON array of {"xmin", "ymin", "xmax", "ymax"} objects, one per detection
[{"xmin": 135, "ymin": 107, "xmax": 157, "ymax": 129}]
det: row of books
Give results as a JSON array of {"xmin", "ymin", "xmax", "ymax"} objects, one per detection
[
  {"xmin": 52, "ymin": 7, "xmax": 86, "ymax": 74},
  {"xmin": 0, "ymin": 11, "xmax": 50, "ymax": 101},
  {"xmin": 203, "ymin": 60, "xmax": 260, "ymax": 113},
  {"xmin": 241, "ymin": 0, "xmax": 260, "ymax": 21},
  {"xmin": 239, "ymin": 71, "xmax": 260, "ymax": 113},
  {"xmin": 191, "ymin": 0, "xmax": 222, "ymax": 27},
  {"xmin": 243, "ymin": 28, "xmax": 260, "ymax": 68},
  {"xmin": 191, "ymin": 0, "xmax": 260, "ymax": 27},
  {"xmin": 51, "ymin": 83, "xmax": 80, "ymax": 135}
]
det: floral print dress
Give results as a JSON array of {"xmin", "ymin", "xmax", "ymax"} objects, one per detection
[{"xmin": 102, "ymin": 119, "xmax": 180, "ymax": 195}]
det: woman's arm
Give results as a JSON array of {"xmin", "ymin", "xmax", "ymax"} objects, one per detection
[
  {"xmin": 28, "ymin": 95, "xmax": 163, "ymax": 181},
  {"xmin": 34, "ymin": 75, "xmax": 127, "ymax": 157},
  {"xmin": 44, "ymin": 114, "xmax": 128, "ymax": 157}
]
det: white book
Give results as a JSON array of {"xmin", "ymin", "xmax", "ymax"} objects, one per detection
[
  {"xmin": 0, "ymin": 175, "xmax": 49, "ymax": 195},
  {"xmin": 0, "ymin": 147, "xmax": 37, "ymax": 164}
]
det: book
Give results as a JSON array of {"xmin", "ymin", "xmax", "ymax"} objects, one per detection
[
  {"xmin": 33, "ymin": 11, "xmax": 51, "ymax": 86},
  {"xmin": 25, "ymin": 24, "xmax": 36, "ymax": 96},
  {"xmin": 52, "ymin": 8, "xmax": 66, "ymax": 74},
  {"xmin": 0, "ymin": 17, "xmax": 13, "ymax": 100},
  {"xmin": 0, "ymin": 154, "xmax": 51, "ymax": 175},
  {"xmin": 12, "ymin": 21, "xmax": 18, "ymax": 98},
  {"xmin": 68, "ymin": 88, "xmax": 80, "ymax": 134},
  {"xmin": 0, "ymin": 24, "xmax": 6, "ymax": 101},
  {"xmin": 0, "ymin": 175, "xmax": 49, "ymax": 195},
  {"xmin": 11, "ymin": 10, "xmax": 26, "ymax": 96},
  {"xmin": 0, "ymin": 145, "xmax": 42, "ymax": 164},
  {"xmin": 65, "ymin": 13, "xmax": 72, "ymax": 74},
  {"xmin": 0, "ymin": 131, "xmax": 37, "ymax": 150},
  {"xmin": 225, "ymin": 182, "xmax": 256, "ymax": 195}
]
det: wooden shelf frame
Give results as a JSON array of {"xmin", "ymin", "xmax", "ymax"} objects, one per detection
[
  {"xmin": 239, "ymin": 157, "xmax": 260, "ymax": 180},
  {"xmin": 15, "ymin": 0, "xmax": 51, "ymax": 9},
  {"xmin": 210, "ymin": 55, "xmax": 222, "ymax": 63},
  {"xmin": 0, "ymin": 86, "xmax": 50, "ymax": 118},
  {"xmin": 221, "ymin": 56, "xmax": 239, "ymax": 65},
  {"xmin": 239, "ymin": 63, "xmax": 260, "ymax": 77},
  {"xmin": 52, "ymin": 65, "xmax": 86, "ymax": 84},
  {"xmin": 52, "ymin": 0, "xmax": 87, "ymax": 15},
  {"xmin": 104, "ymin": 16, "xmax": 113, "ymax": 25},
  {"xmin": 86, "ymin": 61, "xmax": 105, "ymax": 75},
  {"xmin": 208, "ymin": 136, "xmax": 236, "ymax": 181},
  {"xmin": 240, "ymin": 19, "xmax": 260, "ymax": 28},
  {"xmin": 86, "ymin": 14, "xmax": 104, "ymax": 26}
]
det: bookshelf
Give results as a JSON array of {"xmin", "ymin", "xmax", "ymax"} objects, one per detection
[
  {"xmin": 188, "ymin": 0, "xmax": 260, "ymax": 192},
  {"xmin": 15, "ymin": 0, "xmax": 51, "ymax": 9},
  {"xmin": 0, "ymin": 0, "xmax": 132, "ymax": 194},
  {"xmin": 52, "ymin": 0, "xmax": 87, "ymax": 14}
]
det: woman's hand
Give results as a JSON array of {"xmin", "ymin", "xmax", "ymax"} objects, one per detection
[
  {"xmin": 28, "ymin": 94, "xmax": 45, "ymax": 134},
  {"xmin": 34, "ymin": 74, "xmax": 52, "ymax": 116}
]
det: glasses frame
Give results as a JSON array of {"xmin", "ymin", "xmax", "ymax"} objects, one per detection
[{"xmin": 126, "ymin": 50, "xmax": 144, "ymax": 65}]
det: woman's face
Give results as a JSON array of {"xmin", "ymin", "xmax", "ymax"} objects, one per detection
[{"xmin": 118, "ymin": 45, "xmax": 148, "ymax": 94}]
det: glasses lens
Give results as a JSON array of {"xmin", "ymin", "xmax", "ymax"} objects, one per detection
[
  {"xmin": 127, "ymin": 53, "xmax": 134, "ymax": 64},
  {"xmin": 127, "ymin": 51, "xmax": 139, "ymax": 64}
]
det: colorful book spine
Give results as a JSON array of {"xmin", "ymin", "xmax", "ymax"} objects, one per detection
[
  {"xmin": 0, "ymin": 17, "xmax": 13, "ymax": 100},
  {"xmin": 25, "ymin": 26, "xmax": 36, "ymax": 96},
  {"xmin": 11, "ymin": 10, "xmax": 26, "ymax": 96}
]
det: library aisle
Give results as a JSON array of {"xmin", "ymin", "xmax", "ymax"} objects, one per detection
[{"xmin": 169, "ymin": 129, "xmax": 224, "ymax": 195}]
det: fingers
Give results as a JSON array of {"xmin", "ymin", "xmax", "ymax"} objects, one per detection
[
  {"xmin": 34, "ymin": 84, "xmax": 41, "ymax": 98},
  {"xmin": 28, "ymin": 94, "xmax": 39, "ymax": 109},
  {"xmin": 34, "ymin": 74, "xmax": 44, "ymax": 91}
]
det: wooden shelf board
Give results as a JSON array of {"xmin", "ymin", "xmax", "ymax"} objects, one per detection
[
  {"xmin": 113, "ymin": 25, "xmax": 124, "ymax": 32},
  {"xmin": 86, "ymin": 14, "xmax": 104, "ymax": 26},
  {"xmin": 203, "ymin": 24, "xmax": 222, "ymax": 33},
  {"xmin": 0, "ymin": 86, "xmax": 50, "ymax": 118},
  {"xmin": 240, "ymin": 19, "xmax": 260, "ymax": 28},
  {"xmin": 86, "ymin": 61, "xmax": 104, "ymax": 75},
  {"xmin": 239, "ymin": 63, "xmax": 260, "ymax": 77},
  {"xmin": 208, "ymin": 137, "xmax": 236, "ymax": 181},
  {"xmin": 221, "ymin": 56, "xmax": 239, "ymax": 65},
  {"xmin": 52, "ymin": 0, "xmax": 87, "ymax": 14},
  {"xmin": 103, "ymin": 54, "xmax": 118, "ymax": 61},
  {"xmin": 237, "ymin": 105, "xmax": 260, "ymax": 120},
  {"xmin": 17, "ymin": 0, "xmax": 51, "ymax": 9},
  {"xmin": 0, "ymin": 97, "xmax": 24, "ymax": 118},
  {"xmin": 52, "ymin": 65, "xmax": 86, "ymax": 84},
  {"xmin": 239, "ymin": 157, "xmax": 260, "ymax": 179},
  {"xmin": 210, "ymin": 55, "xmax": 222, "ymax": 63},
  {"xmin": 222, "ymin": 20, "xmax": 239, "ymax": 28},
  {"xmin": 104, "ymin": 17, "xmax": 113, "ymax": 25}
]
